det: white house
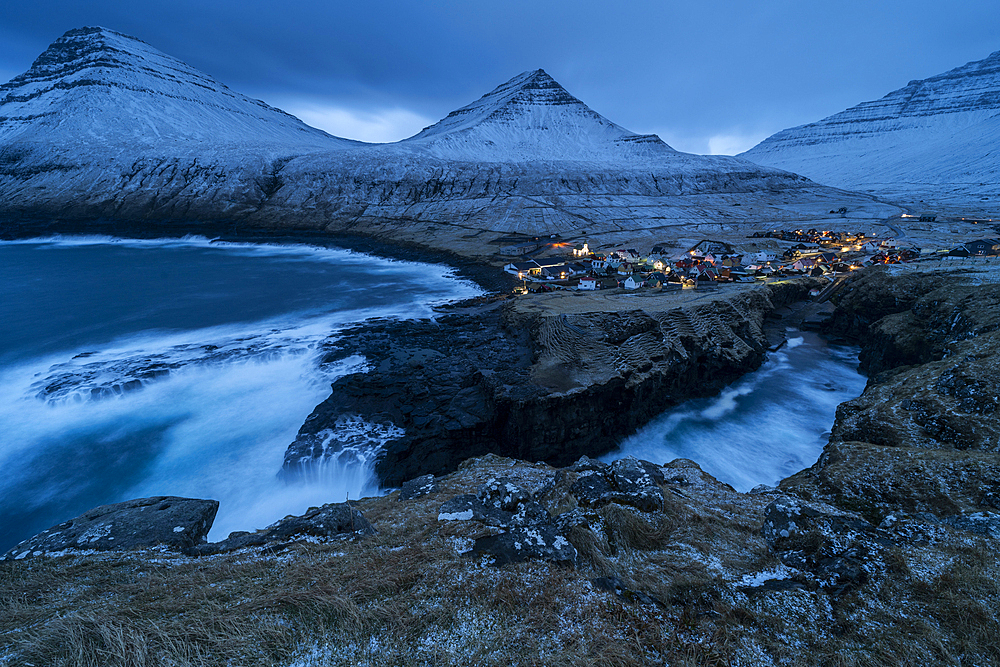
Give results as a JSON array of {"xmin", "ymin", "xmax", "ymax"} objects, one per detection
[
  {"xmin": 623, "ymin": 274, "xmax": 644, "ymax": 289},
  {"xmin": 578, "ymin": 276, "xmax": 598, "ymax": 290}
]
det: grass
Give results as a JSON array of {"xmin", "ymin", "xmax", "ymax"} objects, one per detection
[{"xmin": 3, "ymin": 456, "xmax": 1000, "ymax": 666}]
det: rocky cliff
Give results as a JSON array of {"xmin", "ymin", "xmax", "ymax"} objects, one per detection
[
  {"xmin": 783, "ymin": 266, "xmax": 1000, "ymax": 523},
  {"xmin": 4, "ymin": 269, "xmax": 1000, "ymax": 666},
  {"xmin": 282, "ymin": 281, "xmax": 817, "ymax": 487}
]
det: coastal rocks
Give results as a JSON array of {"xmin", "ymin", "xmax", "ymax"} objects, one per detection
[
  {"xmin": 471, "ymin": 526, "xmax": 577, "ymax": 567},
  {"xmin": 437, "ymin": 472, "xmax": 577, "ymax": 566},
  {"xmin": 187, "ymin": 502, "xmax": 374, "ymax": 556},
  {"xmin": 566, "ymin": 457, "xmax": 666, "ymax": 512},
  {"xmin": 285, "ymin": 282, "xmax": 816, "ymax": 487},
  {"xmin": 783, "ymin": 267, "xmax": 1000, "ymax": 534},
  {"xmin": 398, "ymin": 474, "xmax": 440, "ymax": 500},
  {"xmin": 762, "ymin": 498, "xmax": 888, "ymax": 596},
  {"xmin": 2, "ymin": 496, "xmax": 218, "ymax": 560}
]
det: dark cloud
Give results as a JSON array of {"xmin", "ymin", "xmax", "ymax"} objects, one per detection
[{"xmin": 2, "ymin": 0, "xmax": 1000, "ymax": 151}]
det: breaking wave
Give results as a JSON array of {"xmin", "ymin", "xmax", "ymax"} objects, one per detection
[
  {"xmin": 605, "ymin": 330, "xmax": 867, "ymax": 491},
  {"xmin": 0, "ymin": 237, "xmax": 481, "ymax": 551}
]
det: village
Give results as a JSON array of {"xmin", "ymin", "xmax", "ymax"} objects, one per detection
[{"xmin": 498, "ymin": 226, "xmax": 1000, "ymax": 295}]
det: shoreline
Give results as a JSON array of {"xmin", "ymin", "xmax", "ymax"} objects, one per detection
[{"xmin": 0, "ymin": 217, "xmax": 521, "ymax": 295}]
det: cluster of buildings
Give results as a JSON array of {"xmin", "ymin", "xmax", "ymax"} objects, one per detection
[{"xmin": 500, "ymin": 231, "xmax": 1000, "ymax": 294}]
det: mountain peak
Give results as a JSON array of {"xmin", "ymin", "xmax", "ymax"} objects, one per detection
[
  {"xmin": 0, "ymin": 26, "xmax": 347, "ymax": 149},
  {"xmin": 401, "ymin": 69, "xmax": 673, "ymax": 161}
]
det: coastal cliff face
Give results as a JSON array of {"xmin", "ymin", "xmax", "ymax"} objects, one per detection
[
  {"xmin": 5, "ymin": 269, "xmax": 1000, "ymax": 666},
  {"xmin": 282, "ymin": 281, "xmax": 815, "ymax": 487},
  {"xmin": 782, "ymin": 267, "xmax": 1000, "ymax": 521}
]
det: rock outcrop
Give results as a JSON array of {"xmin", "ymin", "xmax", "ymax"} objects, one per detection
[
  {"xmin": 186, "ymin": 502, "xmax": 374, "ymax": 556},
  {"xmin": 2, "ymin": 496, "xmax": 218, "ymax": 560},
  {"xmin": 782, "ymin": 266, "xmax": 1000, "ymax": 522},
  {"xmin": 283, "ymin": 280, "xmax": 820, "ymax": 487}
]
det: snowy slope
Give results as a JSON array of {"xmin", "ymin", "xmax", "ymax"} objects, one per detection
[
  {"xmin": 742, "ymin": 50, "xmax": 1000, "ymax": 204},
  {"xmin": 395, "ymin": 69, "xmax": 673, "ymax": 162},
  {"xmin": 0, "ymin": 27, "xmax": 900, "ymax": 246},
  {"xmin": 0, "ymin": 26, "xmax": 352, "ymax": 152}
]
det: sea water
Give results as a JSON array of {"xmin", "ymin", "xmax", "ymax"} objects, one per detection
[
  {"xmin": 604, "ymin": 331, "xmax": 867, "ymax": 491},
  {"xmin": 0, "ymin": 236, "xmax": 482, "ymax": 552}
]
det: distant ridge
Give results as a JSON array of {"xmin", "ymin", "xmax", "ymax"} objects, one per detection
[
  {"xmin": 742, "ymin": 48, "xmax": 1000, "ymax": 207},
  {"xmin": 0, "ymin": 27, "xmax": 899, "ymax": 252}
]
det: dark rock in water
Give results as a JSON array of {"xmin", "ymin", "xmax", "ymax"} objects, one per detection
[
  {"xmin": 471, "ymin": 526, "xmax": 577, "ymax": 567},
  {"xmin": 2, "ymin": 496, "xmax": 218, "ymax": 560},
  {"xmin": 398, "ymin": 474, "xmax": 440, "ymax": 500},
  {"xmin": 187, "ymin": 502, "xmax": 373, "ymax": 556}
]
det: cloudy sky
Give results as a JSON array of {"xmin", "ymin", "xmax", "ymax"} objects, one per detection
[{"xmin": 2, "ymin": 1, "xmax": 999, "ymax": 153}]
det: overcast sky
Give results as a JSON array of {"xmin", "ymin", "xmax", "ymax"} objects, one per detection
[{"xmin": 2, "ymin": 1, "xmax": 1000, "ymax": 153}]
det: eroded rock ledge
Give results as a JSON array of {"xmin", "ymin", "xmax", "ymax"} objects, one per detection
[
  {"xmin": 282, "ymin": 280, "xmax": 817, "ymax": 487},
  {"xmin": 782, "ymin": 266, "xmax": 1000, "ymax": 526}
]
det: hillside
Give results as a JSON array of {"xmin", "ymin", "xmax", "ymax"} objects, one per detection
[{"xmin": 742, "ymin": 49, "xmax": 1000, "ymax": 211}]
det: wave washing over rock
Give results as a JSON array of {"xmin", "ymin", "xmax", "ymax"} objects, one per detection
[{"xmin": 0, "ymin": 236, "xmax": 481, "ymax": 553}]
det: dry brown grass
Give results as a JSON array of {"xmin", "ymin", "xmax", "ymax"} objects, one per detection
[{"xmin": 4, "ymin": 457, "xmax": 1000, "ymax": 667}]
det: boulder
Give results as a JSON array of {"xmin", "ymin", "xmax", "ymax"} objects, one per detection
[
  {"xmin": 188, "ymin": 502, "xmax": 373, "ymax": 556},
  {"xmin": 398, "ymin": 474, "xmax": 440, "ymax": 500},
  {"xmin": 3, "ymin": 496, "xmax": 218, "ymax": 560},
  {"xmin": 471, "ymin": 526, "xmax": 577, "ymax": 567},
  {"xmin": 568, "ymin": 458, "xmax": 666, "ymax": 512},
  {"xmin": 477, "ymin": 476, "xmax": 531, "ymax": 511},
  {"xmin": 762, "ymin": 497, "xmax": 888, "ymax": 596},
  {"xmin": 437, "ymin": 495, "xmax": 512, "ymax": 526}
]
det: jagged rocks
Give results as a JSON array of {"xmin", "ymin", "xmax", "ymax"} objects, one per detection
[
  {"xmin": 762, "ymin": 497, "xmax": 888, "ymax": 596},
  {"xmin": 187, "ymin": 502, "xmax": 373, "ymax": 556},
  {"xmin": 785, "ymin": 270, "xmax": 1000, "ymax": 527},
  {"xmin": 567, "ymin": 457, "xmax": 666, "ymax": 513},
  {"xmin": 285, "ymin": 283, "xmax": 814, "ymax": 488},
  {"xmin": 3, "ymin": 496, "xmax": 218, "ymax": 560}
]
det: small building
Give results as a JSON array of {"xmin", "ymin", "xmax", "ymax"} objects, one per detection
[
  {"xmin": 623, "ymin": 274, "xmax": 644, "ymax": 289},
  {"xmin": 499, "ymin": 242, "xmax": 539, "ymax": 256},
  {"xmin": 577, "ymin": 276, "xmax": 598, "ymax": 290},
  {"xmin": 965, "ymin": 239, "xmax": 1000, "ymax": 256},
  {"xmin": 503, "ymin": 261, "xmax": 538, "ymax": 278}
]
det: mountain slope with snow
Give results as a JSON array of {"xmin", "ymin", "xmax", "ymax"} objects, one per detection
[
  {"xmin": 395, "ymin": 68, "xmax": 673, "ymax": 162},
  {"xmin": 0, "ymin": 26, "xmax": 351, "ymax": 151},
  {"xmin": 742, "ymin": 50, "xmax": 1000, "ymax": 207},
  {"xmin": 0, "ymin": 27, "xmax": 900, "ymax": 252}
]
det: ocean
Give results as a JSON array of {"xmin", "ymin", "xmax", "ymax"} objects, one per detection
[
  {"xmin": 0, "ymin": 236, "xmax": 482, "ymax": 552},
  {"xmin": 0, "ymin": 236, "xmax": 866, "ymax": 554}
]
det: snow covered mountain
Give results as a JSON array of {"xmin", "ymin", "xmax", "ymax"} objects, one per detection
[
  {"xmin": 742, "ymin": 49, "xmax": 1000, "ymax": 207},
  {"xmin": 0, "ymin": 27, "xmax": 899, "ymax": 251},
  {"xmin": 0, "ymin": 26, "xmax": 349, "ymax": 151},
  {"xmin": 396, "ymin": 69, "xmax": 672, "ymax": 162}
]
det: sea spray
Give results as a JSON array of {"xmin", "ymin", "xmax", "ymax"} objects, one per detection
[
  {"xmin": 0, "ymin": 237, "xmax": 482, "ymax": 551},
  {"xmin": 604, "ymin": 330, "xmax": 867, "ymax": 491}
]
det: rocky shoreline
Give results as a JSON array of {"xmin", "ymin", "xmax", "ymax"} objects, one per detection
[
  {"xmin": 282, "ymin": 278, "xmax": 821, "ymax": 487},
  {"xmin": 4, "ymin": 264, "xmax": 1000, "ymax": 665}
]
